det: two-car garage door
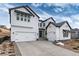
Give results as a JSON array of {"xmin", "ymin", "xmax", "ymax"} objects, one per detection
[{"xmin": 14, "ymin": 31, "xmax": 36, "ymax": 42}]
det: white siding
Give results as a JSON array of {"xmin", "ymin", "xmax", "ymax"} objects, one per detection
[
  {"xmin": 47, "ymin": 23, "xmax": 71, "ymax": 41},
  {"xmin": 44, "ymin": 19, "xmax": 55, "ymax": 28},
  {"xmin": 11, "ymin": 7, "xmax": 39, "ymax": 42},
  {"xmin": 39, "ymin": 18, "xmax": 55, "ymax": 29},
  {"xmin": 56, "ymin": 27, "xmax": 60, "ymax": 40},
  {"xmin": 59, "ymin": 23, "xmax": 71, "ymax": 40},
  {"xmin": 47, "ymin": 24, "xmax": 56, "ymax": 41}
]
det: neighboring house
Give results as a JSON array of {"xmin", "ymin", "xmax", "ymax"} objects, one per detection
[
  {"xmin": 9, "ymin": 6, "xmax": 39, "ymax": 42},
  {"xmin": 9, "ymin": 5, "xmax": 72, "ymax": 42},
  {"xmin": 71, "ymin": 28, "xmax": 79, "ymax": 39},
  {"xmin": 0, "ymin": 25, "xmax": 7, "ymax": 29},
  {"xmin": 46, "ymin": 21, "xmax": 71, "ymax": 41}
]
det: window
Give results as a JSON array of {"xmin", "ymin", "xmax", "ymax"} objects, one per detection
[
  {"xmin": 16, "ymin": 13, "xmax": 19, "ymax": 20},
  {"xmin": 21, "ymin": 14, "xmax": 23, "ymax": 21},
  {"xmin": 24, "ymin": 15, "xmax": 27, "ymax": 21},
  {"xmin": 16, "ymin": 12, "xmax": 31, "ymax": 22},
  {"xmin": 28, "ymin": 16, "xmax": 30, "ymax": 22},
  {"xmin": 43, "ymin": 23, "xmax": 45, "ymax": 27},
  {"xmin": 63, "ymin": 30, "xmax": 68, "ymax": 37},
  {"xmin": 40, "ymin": 23, "xmax": 42, "ymax": 27}
]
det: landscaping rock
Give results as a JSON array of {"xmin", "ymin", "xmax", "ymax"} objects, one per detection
[{"xmin": 56, "ymin": 42, "xmax": 64, "ymax": 46}]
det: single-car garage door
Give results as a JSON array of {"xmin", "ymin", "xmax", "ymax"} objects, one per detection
[
  {"xmin": 14, "ymin": 31, "xmax": 36, "ymax": 42},
  {"xmin": 47, "ymin": 31, "xmax": 56, "ymax": 41}
]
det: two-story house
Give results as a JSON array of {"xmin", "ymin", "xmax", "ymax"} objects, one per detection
[
  {"xmin": 9, "ymin": 5, "xmax": 71, "ymax": 42},
  {"xmin": 9, "ymin": 6, "xmax": 39, "ymax": 42}
]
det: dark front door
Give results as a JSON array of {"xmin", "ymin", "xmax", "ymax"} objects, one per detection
[{"xmin": 39, "ymin": 31, "xmax": 42, "ymax": 37}]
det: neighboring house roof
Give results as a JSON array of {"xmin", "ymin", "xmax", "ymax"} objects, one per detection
[
  {"xmin": 39, "ymin": 17, "xmax": 56, "ymax": 23},
  {"xmin": 0, "ymin": 25, "xmax": 7, "ymax": 29},
  {"xmin": 71, "ymin": 28, "xmax": 79, "ymax": 33},
  {"xmin": 46, "ymin": 21, "xmax": 72, "ymax": 29},
  {"xmin": 9, "ymin": 5, "xmax": 40, "ymax": 18}
]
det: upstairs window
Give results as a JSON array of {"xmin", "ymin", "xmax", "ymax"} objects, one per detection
[
  {"xmin": 16, "ymin": 13, "xmax": 19, "ymax": 20},
  {"xmin": 43, "ymin": 23, "xmax": 45, "ymax": 27},
  {"xmin": 16, "ymin": 12, "xmax": 31, "ymax": 22},
  {"xmin": 21, "ymin": 14, "xmax": 23, "ymax": 21},
  {"xmin": 40, "ymin": 23, "xmax": 42, "ymax": 27},
  {"xmin": 24, "ymin": 15, "xmax": 27, "ymax": 21},
  {"xmin": 28, "ymin": 15, "xmax": 30, "ymax": 22}
]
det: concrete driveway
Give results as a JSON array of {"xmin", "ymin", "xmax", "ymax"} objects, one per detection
[{"xmin": 16, "ymin": 41, "xmax": 79, "ymax": 56}]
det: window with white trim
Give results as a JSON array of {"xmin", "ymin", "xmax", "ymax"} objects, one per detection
[
  {"xmin": 21, "ymin": 14, "xmax": 23, "ymax": 21},
  {"xmin": 40, "ymin": 23, "xmax": 42, "ymax": 27},
  {"xmin": 16, "ymin": 13, "xmax": 19, "ymax": 20},
  {"xmin": 63, "ymin": 30, "xmax": 68, "ymax": 37},
  {"xmin": 43, "ymin": 23, "xmax": 45, "ymax": 27},
  {"xmin": 24, "ymin": 15, "xmax": 27, "ymax": 21},
  {"xmin": 28, "ymin": 15, "xmax": 30, "ymax": 22}
]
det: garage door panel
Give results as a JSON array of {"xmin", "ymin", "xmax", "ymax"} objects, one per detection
[
  {"xmin": 14, "ymin": 32, "xmax": 36, "ymax": 42},
  {"xmin": 47, "ymin": 32, "xmax": 56, "ymax": 41}
]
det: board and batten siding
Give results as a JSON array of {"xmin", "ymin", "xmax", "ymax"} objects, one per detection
[
  {"xmin": 11, "ymin": 7, "xmax": 39, "ymax": 42},
  {"xmin": 47, "ymin": 24, "xmax": 56, "ymax": 41},
  {"xmin": 44, "ymin": 18, "xmax": 55, "ymax": 28},
  {"xmin": 59, "ymin": 23, "xmax": 71, "ymax": 40}
]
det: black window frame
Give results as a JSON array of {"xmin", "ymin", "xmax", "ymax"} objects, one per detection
[
  {"xmin": 24, "ymin": 15, "xmax": 27, "ymax": 21},
  {"xmin": 21, "ymin": 14, "xmax": 23, "ymax": 21},
  {"xmin": 40, "ymin": 23, "xmax": 42, "ymax": 27},
  {"xmin": 63, "ymin": 30, "xmax": 68, "ymax": 37},
  {"xmin": 16, "ymin": 13, "xmax": 19, "ymax": 20},
  {"xmin": 43, "ymin": 23, "xmax": 45, "ymax": 27},
  {"xmin": 28, "ymin": 15, "xmax": 30, "ymax": 22}
]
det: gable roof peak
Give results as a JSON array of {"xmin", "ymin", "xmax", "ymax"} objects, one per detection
[
  {"xmin": 43, "ymin": 17, "xmax": 56, "ymax": 22},
  {"xmin": 9, "ymin": 5, "xmax": 40, "ymax": 18}
]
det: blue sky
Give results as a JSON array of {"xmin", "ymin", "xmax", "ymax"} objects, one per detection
[{"xmin": 0, "ymin": 3, "xmax": 79, "ymax": 28}]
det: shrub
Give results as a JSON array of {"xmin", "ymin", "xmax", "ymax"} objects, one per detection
[
  {"xmin": 3, "ymin": 36, "xmax": 10, "ymax": 40},
  {"xmin": 0, "ymin": 37, "xmax": 4, "ymax": 44}
]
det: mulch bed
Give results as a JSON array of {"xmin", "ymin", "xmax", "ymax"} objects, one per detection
[{"xmin": 57, "ymin": 39, "xmax": 79, "ymax": 53}]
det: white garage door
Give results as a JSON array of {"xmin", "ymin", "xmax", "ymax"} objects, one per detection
[
  {"xmin": 47, "ymin": 32, "xmax": 56, "ymax": 41},
  {"xmin": 14, "ymin": 31, "xmax": 36, "ymax": 42}
]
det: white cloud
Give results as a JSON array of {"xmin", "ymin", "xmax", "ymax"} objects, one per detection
[
  {"xmin": 54, "ymin": 7, "xmax": 63, "ymax": 13},
  {"xmin": 71, "ymin": 14, "xmax": 79, "ymax": 21},
  {"xmin": 71, "ymin": 22, "xmax": 79, "ymax": 28},
  {"xmin": 6, "ymin": 24, "xmax": 11, "ymax": 28},
  {"xmin": 38, "ymin": 10, "xmax": 53, "ymax": 20},
  {"xmin": 32, "ymin": 3, "xmax": 42, "ymax": 7},
  {"xmin": 45, "ymin": 3, "xmax": 67, "ymax": 8},
  {"xmin": 0, "ymin": 4, "xmax": 14, "ymax": 28},
  {"xmin": 0, "ymin": 4, "xmax": 14, "ymax": 13},
  {"xmin": 61, "ymin": 17, "xmax": 72, "ymax": 23},
  {"xmin": 38, "ymin": 9, "xmax": 78, "ymax": 28},
  {"xmin": 52, "ymin": 3, "xmax": 67, "ymax": 7}
]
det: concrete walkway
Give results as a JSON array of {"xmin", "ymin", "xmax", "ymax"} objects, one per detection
[{"xmin": 16, "ymin": 41, "xmax": 79, "ymax": 56}]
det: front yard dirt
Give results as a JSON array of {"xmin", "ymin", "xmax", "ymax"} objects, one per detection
[
  {"xmin": 0, "ymin": 40, "xmax": 21, "ymax": 56},
  {"xmin": 58, "ymin": 39, "xmax": 79, "ymax": 53}
]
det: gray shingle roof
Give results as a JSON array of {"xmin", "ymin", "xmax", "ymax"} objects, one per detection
[
  {"xmin": 71, "ymin": 28, "xmax": 79, "ymax": 32},
  {"xmin": 46, "ymin": 21, "xmax": 72, "ymax": 29},
  {"xmin": 39, "ymin": 17, "xmax": 56, "ymax": 23},
  {"xmin": 55, "ymin": 21, "xmax": 67, "ymax": 27}
]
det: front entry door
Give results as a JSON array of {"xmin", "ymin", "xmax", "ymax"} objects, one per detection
[{"xmin": 39, "ymin": 31, "xmax": 42, "ymax": 37}]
